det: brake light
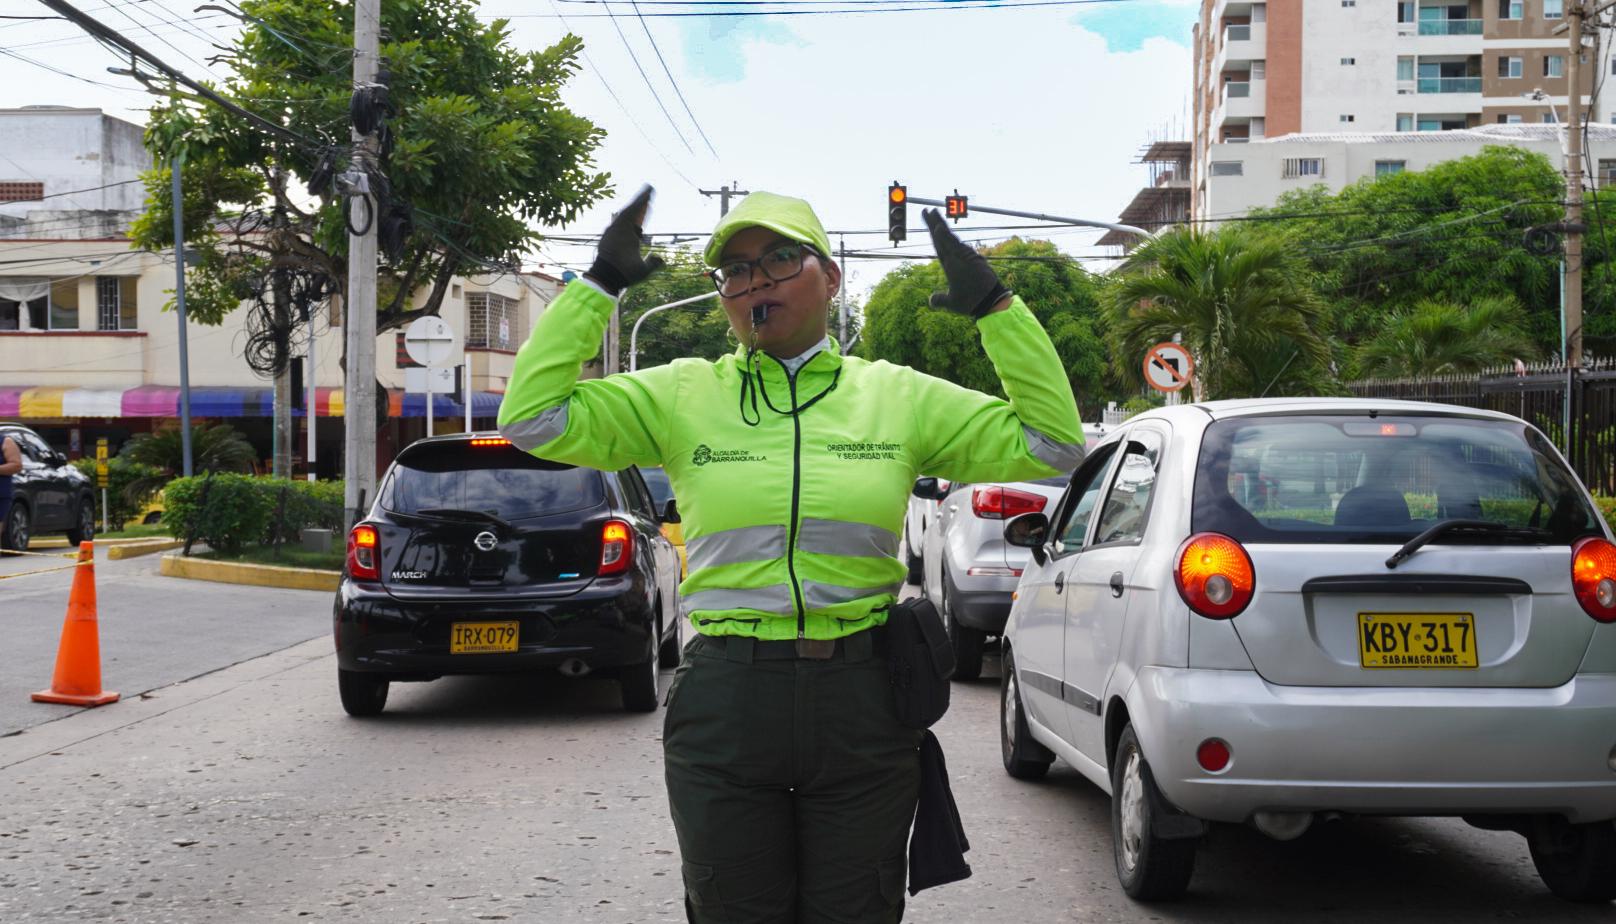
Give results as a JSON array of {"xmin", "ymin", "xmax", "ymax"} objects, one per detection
[
  {"xmin": 971, "ymin": 486, "xmax": 1047, "ymax": 520},
  {"xmin": 469, "ymin": 437, "xmax": 511, "ymax": 448},
  {"xmin": 347, "ymin": 524, "xmax": 380, "ymax": 580},
  {"xmin": 600, "ymin": 519, "xmax": 633, "ymax": 575},
  {"xmin": 1175, "ymin": 532, "xmax": 1255, "ymax": 619},
  {"xmin": 1572, "ymin": 536, "xmax": 1616, "ymax": 623}
]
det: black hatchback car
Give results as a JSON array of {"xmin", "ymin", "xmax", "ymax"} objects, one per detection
[
  {"xmin": 333, "ymin": 433, "xmax": 683, "ymax": 716},
  {"xmin": 0, "ymin": 423, "xmax": 96, "ymax": 551}
]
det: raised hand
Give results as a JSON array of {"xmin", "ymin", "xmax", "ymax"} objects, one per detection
[
  {"xmin": 587, "ymin": 186, "xmax": 665, "ymax": 296},
  {"xmin": 924, "ymin": 208, "xmax": 1010, "ymax": 319}
]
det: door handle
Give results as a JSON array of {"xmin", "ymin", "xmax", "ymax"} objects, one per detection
[
  {"xmin": 1109, "ymin": 572, "xmax": 1125, "ymax": 597},
  {"xmin": 1054, "ymin": 572, "xmax": 1065, "ymax": 593}
]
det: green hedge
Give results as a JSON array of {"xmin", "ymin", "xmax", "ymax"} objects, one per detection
[
  {"xmin": 71, "ymin": 457, "xmax": 164, "ymax": 532},
  {"xmin": 164, "ymin": 474, "xmax": 345, "ymax": 553}
]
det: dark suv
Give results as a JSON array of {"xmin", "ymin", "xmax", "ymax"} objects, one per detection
[
  {"xmin": 0, "ymin": 424, "xmax": 96, "ymax": 551},
  {"xmin": 333, "ymin": 433, "xmax": 683, "ymax": 716}
]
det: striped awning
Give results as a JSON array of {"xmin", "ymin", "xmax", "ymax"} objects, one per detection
[{"xmin": 0, "ymin": 386, "xmax": 506, "ymax": 419}]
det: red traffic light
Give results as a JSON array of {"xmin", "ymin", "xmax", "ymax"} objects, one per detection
[{"xmin": 945, "ymin": 195, "xmax": 968, "ymax": 219}]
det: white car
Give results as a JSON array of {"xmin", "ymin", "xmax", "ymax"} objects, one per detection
[
  {"xmin": 902, "ymin": 476, "xmax": 950, "ymax": 585},
  {"xmin": 999, "ymin": 398, "xmax": 1616, "ymax": 902}
]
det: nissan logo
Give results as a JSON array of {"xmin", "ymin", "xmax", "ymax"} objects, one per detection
[{"xmin": 473, "ymin": 531, "xmax": 497, "ymax": 552}]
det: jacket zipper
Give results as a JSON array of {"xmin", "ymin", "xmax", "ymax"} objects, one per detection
[{"xmin": 783, "ymin": 361, "xmax": 807, "ymax": 636}]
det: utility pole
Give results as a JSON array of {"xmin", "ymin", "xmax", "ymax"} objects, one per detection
[
  {"xmin": 343, "ymin": 0, "xmax": 380, "ymax": 526},
  {"xmin": 699, "ymin": 182, "xmax": 749, "ymax": 217},
  {"xmin": 1566, "ymin": 0, "xmax": 1588, "ymax": 370},
  {"xmin": 172, "ymin": 150, "xmax": 194, "ymax": 478},
  {"xmin": 272, "ymin": 266, "xmax": 293, "ymax": 479},
  {"xmin": 837, "ymin": 233, "xmax": 849, "ymax": 344}
]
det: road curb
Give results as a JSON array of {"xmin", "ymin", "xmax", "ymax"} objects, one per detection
[
  {"xmin": 159, "ymin": 553, "xmax": 341, "ymax": 591},
  {"xmin": 106, "ymin": 539, "xmax": 185, "ymax": 560}
]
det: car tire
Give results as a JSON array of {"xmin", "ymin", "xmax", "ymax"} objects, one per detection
[
  {"xmin": 66, "ymin": 496, "xmax": 95, "ymax": 546},
  {"xmin": 620, "ymin": 644, "xmax": 660, "ymax": 713},
  {"xmin": 657, "ymin": 607, "xmax": 682, "ymax": 670},
  {"xmin": 337, "ymin": 669, "xmax": 389, "ymax": 717},
  {"xmin": 942, "ymin": 566, "xmax": 984, "ymax": 682},
  {"xmin": 1111, "ymin": 724, "xmax": 1198, "ymax": 901},
  {"xmin": 4, "ymin": 501, "xmax": 30, "ymax": 552},
  {"xmin": 1000, "ymin": 645, "xmax": 1053, "ymax": 781},
  {"xmin": 1528, "ymin": 818, "xmax": 1616, "ymax": 902}
]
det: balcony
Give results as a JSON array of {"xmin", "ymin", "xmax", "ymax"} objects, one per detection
[
  {"xmin": 1417, "ymin": 76, "xmax": 1482, "ymax": 93},
  {"xmin": 1418, "ymin": 18, "xmax": 1482, "ymax": 35},
  {"xmin": 1215, "ymin": 20, "xmax": 1265, "ymax": 74},
  {"xmin": 1221, "ymin": 81, "xmax": 1265, "ymax": 120}
]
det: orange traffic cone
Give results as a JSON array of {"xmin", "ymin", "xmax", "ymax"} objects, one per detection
[{"xmin": 31, "ymin": 541, "xmax": 119, "ymax": 707}]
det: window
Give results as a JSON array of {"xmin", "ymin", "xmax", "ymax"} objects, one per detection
[
  {"xmin": 1499, "ymin": 55, "xmax": 1523, "ymax": 78},
  {"xmin": 1499, "ymin": 0, "xmax": 1522, "ymax": 18},
  {"xmin": 1498, "ymin": 113, "xmax": 1524, "ymax": 123},
  {"xmin": 466, "ymin": 292, "xmax": 522, "ymax": 350},
  {"xmin": 1252, "ymin": 60, "xmax": 1266, "ymax": 79},
  {"xmin": 1397, "ymin": 0, "xmax": 1415, "ymax": 22},
  {"xmin": 48, "ymin": 280, "xmax": 77, "ymax": 330},
  {"xmin": 95, "ymin": 277, "xmax": 137, "ymax": 331},
  {"xmin": 0, "ymin": 181, "xmax": 43, "ymax": 203},
  {"xmin": 1544, "ymin": 112, "xmax": 1558, "ymax": 123},
  {"xmin": 1544, "ymin": 0, "xmax": 1563, "ymax": 17},
  {"xmin": 1282, "ymin": 157, "xmax": 1324, "ymax": 179},
  {"xmin": 1054, "ymin": 444, "xmax": 1119, "ymax": 555},
  {"xmin": 1340, "ymin": 114, "xmax": 1356, "ymax": 122},
  {"xmin": 1397, "ymin": 113, "xmax": 1415, "ymax": 131},
  {"xmin": 1341, "ymin": 57, "xmax": 1356, "ymax": 66},
  {"xmin": 1598, "ymin": 159, "xmax": 1616, "ymax": 186},
  {"xmin": 1092, "ymin": 431, "xmax": 1164, "ymax": 546},
  {"xmin": 1210, "ymin": 161, "xmax": 1244, "ymax": 176},
  {"xmin": 1341, "ymin": 0, "xmax": 1355, "ymax": 6},
  {"xmin": 1375, "ymin": 160, "xmax": 1407, "ymax": 176},
  {"xmin": 1545, "ymin": 55, "xmax": 1565, "ymax": 78}
]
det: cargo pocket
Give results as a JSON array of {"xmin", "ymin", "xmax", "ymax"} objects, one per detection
[
  {"xmin": 681, "ymin": 861, "xmax": 730, "ymax": 923},
  {"xmin": 878, "ymin": 854, "xmax": 908, "ymax": 921}
]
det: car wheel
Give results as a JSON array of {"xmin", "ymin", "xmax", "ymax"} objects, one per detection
[
  {"xmin": 1528, "ymin": 818, "xmax": 1616, "ymax": 902},
  {"xmin": 1000, "ymin": 645, "xmax": 1053, "ymax": 781},
  {"xmin": 942, "ymin": 566, "xmax": 984, "ymax": 682},
  {"xmin": 4, "ymin": 501, "xmax": 30, "ymax": 552},
  {"xmin": 620, "ymin": 644, "xmax": 660, "ymax": 713},
  {"xmin": 657, "ymin": 608, "xmax": 682, "ymax": 669},
  {"xmin": 337, "ymin": 669, "xmax": 389, "ymax": 717},
  {"xmin": 1111, "ymin": 724, "xmax": 1198, "ymax": 901},
  {"xmin": 66, "ymin": 497, "xmax": 95, "ymax": 546}
]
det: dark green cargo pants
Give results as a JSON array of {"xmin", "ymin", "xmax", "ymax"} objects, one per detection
[{"xmin": 663, "ymin": 630, "xmax": 922, "ymax": 924}]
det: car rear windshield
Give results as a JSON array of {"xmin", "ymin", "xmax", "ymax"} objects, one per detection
[
  {"xmin": 1192, "ymin": 414, "xmax": 1601, "ymax": 545},
  {"xmin": 382, "ymin": 445, "xmax": 604, "ymax": 521}
]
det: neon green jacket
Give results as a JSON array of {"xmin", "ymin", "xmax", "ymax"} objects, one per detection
[{"xmin": 498, "ymin": 282, "xmax": 1083, "ymax": 641}]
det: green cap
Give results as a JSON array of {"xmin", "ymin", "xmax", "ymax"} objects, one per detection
[{"xmin": 703, "ymin": 191, "xmax": 833, "ymax": 268}]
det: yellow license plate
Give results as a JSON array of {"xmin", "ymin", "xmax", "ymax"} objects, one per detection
[
  {"xmin": 1358, "ymin": 613, "xmax": 1478, "ymax": 669},
  {"xmin": 450, "ymin": 621, "xmax": 519, "ymax": 654}
]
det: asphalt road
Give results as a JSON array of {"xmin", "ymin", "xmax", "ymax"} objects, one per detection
[{"xmin": 0, "ymin": 578, "xmax": 1610, "ymax": 922}]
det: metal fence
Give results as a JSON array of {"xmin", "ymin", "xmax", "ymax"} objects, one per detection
[{"xmin": 1347, "ymin": 358, "xmax": 1616, "ymax": 494}]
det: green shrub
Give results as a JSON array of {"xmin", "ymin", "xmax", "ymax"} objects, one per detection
[
  {"xmin": 262, "ymin": 479, "xmax": 346, "ymax": 545},
  {"xmin": 164, "ymin": 473, "xmax": 274, "ymax": 553},
  {"xmin": 1594, "ymin": 494, "xmax": 1616, "ymax": 532},
  {"xmin": 72, "ymin": 457, "xmax": 165, "ymax": 531}
]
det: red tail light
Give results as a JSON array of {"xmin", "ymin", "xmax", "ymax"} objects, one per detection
[
  {"xmin": 1175, "ymin": 532, "xmax": 1255, "ymax": 619},
  {"xmin": 1196, "ymin": 738, "xmax": 1231, "ymax": 773},
  {"xmin": 347, "ymin": 524, "xmax": 380, "ymax": 580},
  {"xmin": 1572, "ymin": 536, "xmax": 1616, "ymax": 623},
  {"xmin": 971, "ymin": 486, "xmax": 1047, "ymax": 520},
  {"xmin": 600, "ymin": 519, "xmax": 633, "ymax": 575}
]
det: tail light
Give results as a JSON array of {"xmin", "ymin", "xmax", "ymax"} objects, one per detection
[
  {"xmin": 1175, "ymin": 532, "xmax": 1255, "ymax": 619},
  {"xmin": 469, "ymin": 437, "xmax": 510, "ymax": 447},
  {"xmin": 600, "ymin": 519, "xmax": 633, "ymax": 576},
  {"xmin": 971, "ymin": 486, "xmax": 1047, "ymax": 520},
  {"xmin": 1572, "ymin": 536, "xmax": 1616, "ymax": 623},
  {"xmin": 1196, "ymin": 738, "xmax": 1231, "ymax": 773},
  {"xmin": 347, "ymin": 524, "xmax": 380, "ymax": 580}
]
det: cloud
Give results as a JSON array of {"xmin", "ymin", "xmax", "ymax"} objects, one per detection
[
  {"xmin": 1072, "ymin": 0, "xmax": 1197, "ymax": 52},
  {"xmin": 680, "ymin": 15, "xmax": 805, "ymax": 83}
]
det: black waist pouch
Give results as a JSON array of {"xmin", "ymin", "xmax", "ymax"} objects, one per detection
[{"xmin": 885, "ymin": 597, "xmax": 955, "ymax": 729}]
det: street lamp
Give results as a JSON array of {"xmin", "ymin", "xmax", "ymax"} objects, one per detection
[
  {"xmin": 1523, "ymin": 87, "xmax": 1575, "ymax": 451},
  {"xmin": 628, "ymin": 290, "xmax": 720, "ymax": 373}
]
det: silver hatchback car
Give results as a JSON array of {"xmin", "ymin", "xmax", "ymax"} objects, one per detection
[{"xmin": 999, "ymin": 398, "xmax": 1616, "ymax": 903}]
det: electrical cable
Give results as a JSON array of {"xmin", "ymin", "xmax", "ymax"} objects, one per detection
[
  {"xmin": 628, "ymin": 0, "xmax": 720, "ymax": 159},
  {"xmin": 600, "ymin": 1, "xmax": 694, "ymax": 155}
]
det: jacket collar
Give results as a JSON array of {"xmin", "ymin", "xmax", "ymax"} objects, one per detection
[{"xmin": 735, "ymin": 335, "xmax": 846, "ymax": 386}]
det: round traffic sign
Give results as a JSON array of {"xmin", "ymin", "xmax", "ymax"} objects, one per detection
[
  {"xmin": 404, "ymin": 316, "xmax": 458, "ymax": 367},
  {"xmin": 1143, "ymin": 342, "xmax": 1194, "ymax": 393}
]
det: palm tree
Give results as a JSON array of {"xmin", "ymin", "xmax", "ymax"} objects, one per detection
[
  {"xmin": 117, "ymin": 423, "xmax": 258, "ymax": 502},
  {"xmin": 1105, "ymin": 227, "xmax": 1335, "ymax": 400},
  {"xmin": 1355, "ymin": 296, "xmax": 1535, "ymax": 378}
]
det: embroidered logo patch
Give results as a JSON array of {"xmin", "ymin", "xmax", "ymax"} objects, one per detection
[{"xmin": 692, "ymin": 443, "xmax": 766, "ymax": 466}]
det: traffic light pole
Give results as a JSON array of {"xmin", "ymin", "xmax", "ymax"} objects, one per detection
[{"xmin": 905, "ymin": 196, "xmax": 1155, "ymax": 241}]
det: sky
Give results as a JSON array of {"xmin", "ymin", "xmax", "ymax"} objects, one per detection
[{"xmin": 0, "ymin": 0, "xmax": 1199, "ymax": 302}]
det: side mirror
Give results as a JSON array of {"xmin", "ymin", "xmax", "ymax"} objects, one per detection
[
  {"xmin": 1004, "ymin": 512, "xmax": 1050, "ymax": 567},
  {"xmin": 52, "ymin": 452, "xmax": 68, "ymax": 467},
  {"xmin": 912, "ymin": 477, "xmax": 946, "ymax": 501},
  {"xmin": 661, "ymin": 498, "xmax": 681, "ymax": 524}
]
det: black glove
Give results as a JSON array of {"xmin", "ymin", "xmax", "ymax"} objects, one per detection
[
  {"xmin": 924, "ymin": 208, "xmax": 1010, "ymax": 319},
  {"xmin": 587, "ymin": 186, "xmax": 664, "ymax": 296}
]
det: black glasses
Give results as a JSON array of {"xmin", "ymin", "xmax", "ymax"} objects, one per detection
[{"xmin": 709, "ymin": 242, "xmax": 817, "ymax": 297}]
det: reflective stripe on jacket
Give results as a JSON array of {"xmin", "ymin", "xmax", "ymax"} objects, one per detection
[{"xmin": 497, "ymin": 282, "xmax": 1083, "ymax": 641}]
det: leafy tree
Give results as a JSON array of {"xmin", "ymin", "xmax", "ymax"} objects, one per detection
[
  {"xmin": 857, "ymin": 239, "xmax": 1109, "ymax": 417},
  {"xmin": 1105, "ymin": 227, "xmax": 1334, "ymax": 401},
  {"xmin": 617, "ymin": 250, "xmax": 732, "ymax": 370},
  {"xmin": 118, "ymin": 423, "xmax": 260, "ymax": 501},
  {"xmin": 129, "ymin": 0, "xmax": 609, "ymax": 338},
  {"xmin": 1355, "ymin": 296, "xmax": 1537, "ymax": 378}
]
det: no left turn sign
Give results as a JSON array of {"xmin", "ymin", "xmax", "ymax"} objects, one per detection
[{"xmin": 1143, "ymin": 342, "xmax": 1194, "ymax": 393}]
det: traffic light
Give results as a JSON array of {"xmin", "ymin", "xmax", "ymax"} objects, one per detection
[
  {"xmin": 945, "ymin": 194, "xmax": 968, "ymax": 220},
  {"xmin": 887, "ymin": 182, "xmax": 906, "ymax": 244}
]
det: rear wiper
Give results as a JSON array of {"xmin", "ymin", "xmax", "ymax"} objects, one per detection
[
  {"xmin": 1385, "ymin": 519, "xmax": 1550, "ymax": 569},
  {"xmin": 414, "ymin": 507, "xmax": 513, "ymax": 530}
]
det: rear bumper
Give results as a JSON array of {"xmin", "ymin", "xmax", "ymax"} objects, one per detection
[
  {"xmin": 334, "ymin": 580, "xmax": 657, "ymax": 676},
  {"xmin": 1129, "ymin": 666, "xmax": 1616, "ymax": 824}
]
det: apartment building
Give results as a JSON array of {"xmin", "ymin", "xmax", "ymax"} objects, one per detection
[
  {"xmin": 1099, "ymin": 141, "xmax": 1193, "ymax": 251},
  {"xmin": 1192, "ymin": 0, "xmax": 1615, "ymax": 217}
]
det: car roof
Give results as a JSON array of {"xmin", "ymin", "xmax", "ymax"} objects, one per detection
[{"xmin": 1122, "ymin": 397, "xmax": 1521, "ymax": 428}]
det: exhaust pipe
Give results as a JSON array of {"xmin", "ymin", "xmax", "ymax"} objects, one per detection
[
  {"xmin": 558, "ymin": 658, "xmax": 591, "ymax": 678},
  {"xmin": 1251, "ymin": 810, "xmax": 1313, "ymax": 841}
]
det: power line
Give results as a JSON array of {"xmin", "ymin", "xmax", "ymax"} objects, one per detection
[
  {"xmin": 628, "ymin": 0, "xmax": 719, "ymax": 159},
  {"xmin": 500, "ymin": 0, "xmax": 1141, "ymax": 16},
  {"xmin": 601, "ymin": 1, "xmax": 694, "ymax": 156}
]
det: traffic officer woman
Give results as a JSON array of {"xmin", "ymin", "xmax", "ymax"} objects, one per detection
[{"xmin": 499, "ymin": 187, "xmax": 1083, "ymax": 923}]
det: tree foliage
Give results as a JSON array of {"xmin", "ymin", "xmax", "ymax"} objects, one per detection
[
  {"xmin": 129, "ymin": 0, "xmax": 609, "ymax": 333},
  {"xmin": 616, "ymin": 250, "xmax": 732, "ymax": 370},
  {"xmin": 856, "ymin": 239, "xmax": 1108, "ymax": 416},
  {"xmin": 1355, "ymin": 296, "xmax": 1537, "ymax": 378}
]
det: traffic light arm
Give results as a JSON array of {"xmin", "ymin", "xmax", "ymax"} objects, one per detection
[{"xmin": 906, "ymin": 195, "xmax": 1156, "ymax": 241}]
